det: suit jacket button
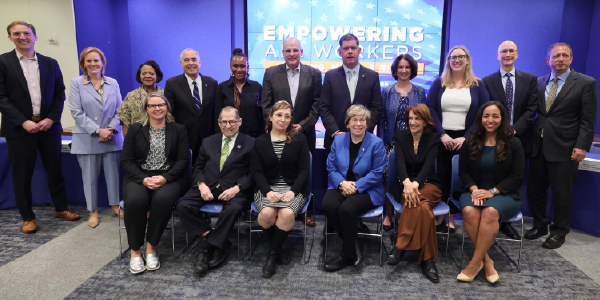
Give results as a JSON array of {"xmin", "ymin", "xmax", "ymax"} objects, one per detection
[{"xmin": 95, "ymin": 117, "xmax": 98, "ymax": 120}]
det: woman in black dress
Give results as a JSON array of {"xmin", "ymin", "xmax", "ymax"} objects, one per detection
[
  {"xmin": 215, "ymin": 48, "xmax": 264, "ymax": 137},
  {"xmin": 251, "ymin": 101, "xmax": 310, "ymax": 278},
  {"xmin": 456, "ymin": 101, "xmax": 524, "ymax": 283}
]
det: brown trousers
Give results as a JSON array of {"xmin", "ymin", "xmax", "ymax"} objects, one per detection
[{"xmin": 395, "ymin": 183, "xmax": 442, "ymax": 263}]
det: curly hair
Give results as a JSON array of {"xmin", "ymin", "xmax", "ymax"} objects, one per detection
[
  {"xmin": 135, "ymin": 60, "xmax": 163, "ymax": 84},
  {"xmin": 267, "ymin": 100, "xmax": 296, "ymax": 144},
  {"xmin": 468, "ymin": 101, "xmax": 514, "ymax": 162}
]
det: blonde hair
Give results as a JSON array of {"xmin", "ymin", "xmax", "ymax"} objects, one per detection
[
  {"xmin": 140, "ymin": 92, "xmax": 175, "ymax": 126},
  {"xmin": 79, "ymin": 47, "xmax": 107, "ymax": 75},
  {"xmin": 441, "ymin": 45, "xmax": 479, "ymax": 89}
]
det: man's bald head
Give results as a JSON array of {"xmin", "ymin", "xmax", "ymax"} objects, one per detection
[
  {"xmin": 282, "ymin": 37, "xmax": 303, "ymax": 70},
  {"xmin": 496, "ymin": 40, "xmax": 519, "ymax": 71}
]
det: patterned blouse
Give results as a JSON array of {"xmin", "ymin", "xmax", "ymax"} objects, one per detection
[
  {"xmin": 119, "ymin": 86, "xmax": 164, "ymax": 126},
  {"xmin": 140, "ymin": 126, "xmax": 169, "ymax": 171},
  {"xmin": 82, "ymin": 74, "xmax": 109, "ymax": 101}
]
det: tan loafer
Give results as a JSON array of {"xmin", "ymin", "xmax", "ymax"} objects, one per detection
[
  {"xmin": 22, "ymin": 219, "xmax": 38, "ymax": 233},
  {"xmin": 112, "ymin": 205, "xmax": 124, "ymax": 219},
  {"xmin": 88, "ymin": 210, "xmax": 99, "ymax": 228},
  {"xmin": 55, "ymin": 210, "xmax": 81, "ymax": 221}
]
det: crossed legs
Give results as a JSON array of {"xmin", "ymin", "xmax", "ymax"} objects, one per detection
[{"xmin": 461, "ymin": 206, "xmax": 500, "ymax": 278}]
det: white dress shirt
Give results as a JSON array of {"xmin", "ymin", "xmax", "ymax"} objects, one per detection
[
  {"xmin": 16, "ymin": 51, "xmax": 42, "ymax": 116},
  {"xmin": 221, "ymin": 132, "xmax": 238, "ymax": 156},
  {"xmin": 185, "ymin": 73, "xmax": 203, "ymax": 104},
  {"xmin": 286, "ymin": 63, "xmax": 301, "ymax": 106}
]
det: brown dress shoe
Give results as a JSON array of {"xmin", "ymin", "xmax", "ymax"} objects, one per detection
[
  {"xmin": 112, "ymin": 205, "xmax": 124, "ymax": 219},
  {"xmin": 55, "ymin": 210, "xmax": 81, "ymax": 221},
  {"xmin": 22, "ymin": 219, "xmax": 38, "ymax": 233},
  {"xmin": 303, "ymin": 216, "xmax": 316, "ymax": 227}
]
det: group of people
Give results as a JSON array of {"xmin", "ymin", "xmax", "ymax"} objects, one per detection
[{"xmin": 1, "ymin": 20, "xmax": 598, "ymax": 283}]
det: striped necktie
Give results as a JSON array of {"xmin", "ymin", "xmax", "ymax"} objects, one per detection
[
  {"xmin": 192, "ymin": 81, "xmax": 201, "ymax": 113},
  {"xmin": 219, "ymin": 137, "xmax": 231, "ymax": 172},
  {"xmin": 541, "ymin": 78, "xmax": 559, "ymax": 138}
]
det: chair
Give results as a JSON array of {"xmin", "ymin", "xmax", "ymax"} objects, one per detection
[
  {"xmin": 118, "ymin": 149, "xmax": 192, "ymax": 257},
  {"xmin": 247, "ymin": 152, "xmax": 315, "ymax": 264},
  {"xmin": 589, "ymin": 142, "xmax": 600, "ymax": 154},
  {"xmin": 449, "ymin": 155, "xmax": 524, "ymax": 272},
  {"xmin": 385, "ymin": 151, "xmax": 451, "ymax": 259}
]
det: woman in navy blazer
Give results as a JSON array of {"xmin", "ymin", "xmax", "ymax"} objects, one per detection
[
  {"xmin": 323, "ymin": 104, "xmax": 386, "ymax": 272},
  {"xmin": 69, "ymin": 47, "xmax": 123, "ymax": 228},
  {"xmin": 426, "ymin": 45, "xmax": 490, "ymax": 232},
  {"xmin": 121, "ymin": 92, "xmax": 189, "ymax": 274},
  {"xmin": 377, "ymin": 53, "xmax": 427, "ymax": 230}
]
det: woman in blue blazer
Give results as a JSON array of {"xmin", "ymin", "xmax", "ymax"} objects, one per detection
[
  {"xmin": 69, "ymin": 47, "xmax": 123, "ymax": 228},
  {"xmin": 426, "ymin": 45, "xmax": 490, "ymax": 232},
  {"xmin": 323, "ymin": 104, "xmax": 386, "ymax": 272},
  {"xmin": 377, "ymin": 53, "xmax": 427, "ymax": 230}
]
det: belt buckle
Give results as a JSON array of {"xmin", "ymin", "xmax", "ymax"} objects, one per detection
[{"xmin": 32, "ymin": 116, "xmax": 41, "ymax": 121}]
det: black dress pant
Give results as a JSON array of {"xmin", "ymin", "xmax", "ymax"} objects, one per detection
[
  {"xmin": 322, "ymin": 189, "xmax": 376, "ymax": 258},
  {"xmin": 177, "ymin": 186, "xmax": 246, "ymax": 249},
  {"xmin": 527, "ymin": 141, "xmax": 579, "ymax": 237},
  {"xmin": 123, "ymin": 179, "xmax": 182, "ymax": 251},
  {"xmin": 436, "ymin": 130, "xmax": 465, "ymax": 214},
  {"xmin": 6, "ymin": 131, "xmax": 68, "ymax": 221}
]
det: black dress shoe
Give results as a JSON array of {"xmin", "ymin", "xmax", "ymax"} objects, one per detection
[
  {"xmin": 385, "ymin": 246, "xmax": 406, "ymax": 265},
  {"xmin": 499, "ymin": 223, "xmax": 521, "ymax": 240},
  {"xmin": 262, "ymin": 250, "xmax": 279, "ymax": 278},
  {"xmin": 193, "ymin": 249, "xmax": 210, "ymax": 276},
  {"xmin": 354, "ymin": 239, "xmax": 363, "ymax": 266},
  {"xmin": 421, "ymin": 259, "xmax": 439, "ymax": 283},
  {"xmin": 383, "ymin": 224, "xmax": 392, "ymax": 232},
  {"xmin": 357, "ymin": 220, "xmax": 370, "ymax": 234},
  {"xmin": 524, "ymin": 227, "xmax": 548, "ymax": 240},
  {"xmin": 324, "ymin": 255, "xmax": 355, "ymax": 272},
  {"xmin": 542, "ymin": 234, "xmax": 565, "ymax": 249},
  {"xmin": 436, "ymin": 222, "xmax": 455, "ymax": 234},
  {"xmin": 207, "ymin": 247, "xmax": 228, "ymax": 269},
  {"xmin": 277, "ymin": 251, "xmax": 290, "ymax": 265}
]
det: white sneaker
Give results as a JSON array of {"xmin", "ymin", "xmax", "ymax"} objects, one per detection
[
  {"xmin": 146, "ymin": 253, "xmax": 160, "ymax": 271},
  {"xmin": 129, "ymin": 257, "xmax": 146, "ymax": 274}
]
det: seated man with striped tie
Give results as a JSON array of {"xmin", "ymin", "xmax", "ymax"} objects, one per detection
[{"xmin": 177, "ymin": 106, "xmax": 255, "ymax": 276}]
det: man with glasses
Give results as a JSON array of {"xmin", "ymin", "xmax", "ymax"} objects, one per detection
[
  {"xmin": 525, "ymin": 43, "xmax": 598, "ymax": 249},
  {"xmin": 262, "ymin": 37, "xmax": 322, "ymax": 226},
  {"xmin": 482, "ymin": 40, "xmax": 538, "ymax": 240},
  {"xmin": 177, "ymin": 106, "xmax": 255, "ymax": 276},
  {"xmin": 165, "ymin": 48, "xmax": 218, "ymax": 163}
]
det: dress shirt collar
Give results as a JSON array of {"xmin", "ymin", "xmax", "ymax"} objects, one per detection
[
  {"xmin": 342, "ymin": 63, "xmax": 360, "ymax": 75},
  {"xmin": 83, "ymin": 74, "xmax": 109, "ymax": 85},
  {"xmin": 549, "ymin": 68, "xmax": 571, "ymax": 83},
  {"xmin": 500, "ymin": 68, "xmax": 515, "ymax": 78},
  {"xmin": 15, "ymin": 50, "xmax": 37, "ymax": 61},
  {"xmin": 185, "ymin": 73, "xmax": 202, "ymax": 85},
  {"xmin": 286, "ymin": 63, "xmax": 301, "ymax": 74},
  {"xmin": 222, "ymin": 132, "xmax": 239, "ymax": 145}
]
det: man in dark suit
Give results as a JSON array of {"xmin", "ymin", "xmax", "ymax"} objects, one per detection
[
  {"xmin": 164, "ymin": 48, "xmax": 217, "ymax": 163},
  {"xmin": 177, "ymin": 106, "xmax": 254, "ymax": 276},
  {"xmin": 319, "ymin": 33, "xmax": 382, "ymax": 151},
  {"xmin": 0, "ymin": 21, "xmax": 80, "ymax": 233},
  {"xmin": 262, "ymin": 37, "xmax": 321, "ymax": 226},
  {"xmin": 525, "ymin": 43, "xmax": 598, "ymax": 249},
  {"xmin": 482, "ymin": 40, "xmax": 537, "ymax": 240}
]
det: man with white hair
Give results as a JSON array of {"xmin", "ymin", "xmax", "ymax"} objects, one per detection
[{"xmin": 165, "ymin": 48, "xmax": 218, "ymax": 163}]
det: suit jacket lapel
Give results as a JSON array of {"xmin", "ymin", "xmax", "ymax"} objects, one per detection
[
  {"xmin": 142, "ymin": 124, "xmax": 150, "ymax": 146},
  {"xmin": 295, "ymin": 64, "xmax": 310, "ymax": 106},
  {"xmin": 82, "ymin": 82, "xmax": 103, "ymax": 103},
  {"xmin": 7, "ymin": 50, "xmax": 29, "ymax": 92},
  {"xmin": 178, "ymin": 74, "xmax": 198, "ymax": 115},
  {"xmin": 549, "ymin": 71, "xmax": 577, "ymax": 113},
  {"xmin": 276, "ymin": 65, "xmax": 293, "ymax": 104},
  {"xmin": 164, "ymin": 123, "xmax": 173, "ymax": 158},
  {"xmin": 514, "ymin": 69, "xmax": 525, "ymax": 105},
  {"xmin": 354, "ymin": 133, "xmax": 371, "ymax": 167},
  {"xmin": 200, "ymin": 73, "xmax": 211, "ymax": 112},
  {"xmin": 492, "ymin": 71, "xmax": 507, "ymax": 104},
  {"xmin": 354, "ymin": 65, "xmax": 367, "ymax": 101},
  {"xmin": 222, "ymin": 133, "xmax": 243, "ymax": 171},
  {"xmin": 538, "ymin": 75, "xmax": 549, "ymax": 113},
  {"xmin": 336, "ymin": 67, "xmax": 351, "ymax": 103},
  {"xmin": 37, "ymin": 54, "xmax": 48, "ymax": 100},
  {"xmin": 102, "ymin": 81, "xmax": 113, "ymax": 103}
]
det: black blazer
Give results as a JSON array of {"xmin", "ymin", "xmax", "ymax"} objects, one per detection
[
  {"xmin": 482, "ymin": 69, "xmax": 537, "ymax": 154},
  {"xmin": 393, "ymin": 131, "xmax": 441, "ymax": 193},
  {"xmin": 262, "ymin": 63, "xmax": 322, "ymax": 150},
  {"xmin": 251, "ymin": 133, "xmax": 310, "ymax": 198},
  {"xmin": 192, "ymin": 132, "xmax": 255, "ymax": 193},
  {"xmin": 459, "ymin": 137, "xmax": 525, "ymax": 200},
  {"xmin": 121, "ymin": 122, "xmax": 190, "ymax": 191},
  {"xmin": 214, "ymin": 78, "xmax": 265, "ymax": 138},
  {"xmin": 164, "ymin": 73, "xmax": 218, "ymax": 153},
  {"xmin": 319, "ymin": 65, "xmax": 382, "ymax": 149},
  {"xmin": 531, "ymin": 69, "xmax": 598, "ymax": 162},
  {"xmin": 0, "ymin": 50, "xmax": 65, "ymax": 138}
]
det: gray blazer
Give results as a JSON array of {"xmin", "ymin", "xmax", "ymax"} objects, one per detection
[{"xmin": 68, "ymin": 75, "xmax": 124, "ymax": 154}]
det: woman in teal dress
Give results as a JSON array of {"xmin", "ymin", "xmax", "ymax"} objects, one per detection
[{"xmin": 456, "ymin": 101, "xmax": 525, "ymax": 283}]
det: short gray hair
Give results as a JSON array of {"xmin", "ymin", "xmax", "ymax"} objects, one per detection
[
  {"xmin": 180, "ymin": 48, "xmax": 200, "ymax": 61},
  {"xmin": 344, "ymin": 104, "xmax": 371, "ymax": 127},
  {"xmin": 219, "ymin": 106, "xmax": 240, "ymax": 119}
]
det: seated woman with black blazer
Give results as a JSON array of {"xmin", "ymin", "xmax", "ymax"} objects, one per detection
[
  {"xmin": 121, "ymin": 92, "xmax": 189, "ymax": 274},
  {"xmin": 457, "ymin": 101, "xmax": 524, "ymax": 283},
  {"xmin": 322, "ymin": 104, "xmax": 386, "ymax": 272},
  {"xmin": 251, "ymin": 100, "xmax": 310, "ymax": 278},
  {"xmin": 385, "ymin": 104, "xmax": 442, "ymax": 283}
]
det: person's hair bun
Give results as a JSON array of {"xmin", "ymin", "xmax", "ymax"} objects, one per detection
[{"xmin": 233, "ymin": 48, "xmax": 244, "ymax": 55}]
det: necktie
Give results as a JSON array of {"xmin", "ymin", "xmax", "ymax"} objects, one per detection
[
  {"xmin": 541, "ymin": 78, "xmax": 559, "ymax": 138},
  {"xmin": 192, "ymin": 81, "xmax": 201, "ymax": 113},
  {"xmin": 348, "ymin": 70, "xmax": 356, "ymax": 102},
  {"xmin": 505, "ymin": 73, "xmax": 513, "ymax": 123},
  {"xmin": 219, "ymin": 137, "xmax": 231, "ymax": 172}
]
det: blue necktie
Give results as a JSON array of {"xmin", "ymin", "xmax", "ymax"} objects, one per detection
[
  {"xmin": 505, "ymin": 73, "xmax": 513, "ymax": 123},
  {"xmin": 192, "ymin": 81, "xmax": 201, "ymax": 113}
]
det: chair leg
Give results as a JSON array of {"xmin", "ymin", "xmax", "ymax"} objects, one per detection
[
  {"xmin": 248, "ymin": 210, "xmax": 253, "ymax": 260},
  {"xmin": 118, "ymin": 207, "xmax": 123, "ymax": 257},
  {"xmin": 324, "ymin": 217, "xmax": 328, "ymax": 262},
  {"xmin": 303, "ymin": 211, "xmax": 307, "ymax": 264},
  {"xmin": 171, "ymin": 211, "xmax": 175, "ymax": 255},
  {"xmin": 460, "ymin": 228, "xmax": 466, "ymax": 269},
  {"xmin": 444, "ymin": 211, "xmax": 450, "ymax": 259},
  {"xmin": 379, "ymin": 213, "xmax": 384, "ymax": 266},
  {"xmin": 517, "ymin": 219, "xmax": 523, "ymax": 272}
]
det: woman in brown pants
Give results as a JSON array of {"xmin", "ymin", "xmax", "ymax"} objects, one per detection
[{"xmin": 385, "ymin": 104, "xmax": 442, "ymax": 283}]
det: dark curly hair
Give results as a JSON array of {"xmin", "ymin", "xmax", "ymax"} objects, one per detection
[
  {"xmin": 135, "ymin": 60, "xmax": 163, "ymax": 84},
  {"xmin": 468, "ymin": 101, "xmax": 514, "ymax": 162},
  {"xmin": 391, "ymin": 53, "xmax": 418, "ymax": 80}
]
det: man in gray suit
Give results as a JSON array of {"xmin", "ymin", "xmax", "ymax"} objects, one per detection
[
  {"xmin": 262, "ymin": 37, "xmax": 322, "ymax": 226},
  {"xmin": 525, "ymin": 43, "xmax": 598, "ymax": 249}
]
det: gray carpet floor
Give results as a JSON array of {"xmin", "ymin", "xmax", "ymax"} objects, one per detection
[{"xmin": 2, "ymin": 205, "xmax": 600, "ymax": 299}]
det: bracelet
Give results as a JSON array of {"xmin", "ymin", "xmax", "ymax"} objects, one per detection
[{"xmin": 471, "ymin": 189, "xmax": 479, "ymax": 194}]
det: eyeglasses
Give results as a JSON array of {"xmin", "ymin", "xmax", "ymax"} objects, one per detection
[
  {"xmin": 499, "ymin": 49, "xmax": 517, "ymax": 54},
  {"xmin": 146, "ymin": 104, "xmax": 166, "ymax": 109},
  {"xmin": 448, "ymin": 55, "xmax": 468, "ymax": 61},
  {"xmin": 283, "ymin": 49, "xmax": 300, "ymax": 53},
  {"xmin": 218, "ymin": 120, "xmax": 239, "ymax": 126}
]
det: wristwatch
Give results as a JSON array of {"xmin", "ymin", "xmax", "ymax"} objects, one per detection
[
  {"xmin": 94, "ymin": 128, "xmax": 100, "ymax": 135},
  {"xmin": 490, "ymin": 188, "xmax": 499, "ymax": 195}
]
